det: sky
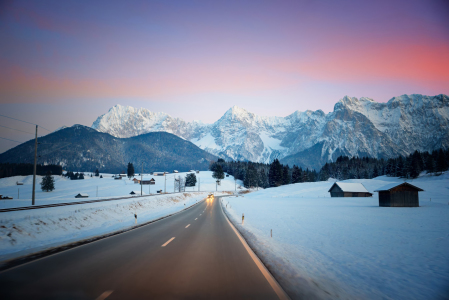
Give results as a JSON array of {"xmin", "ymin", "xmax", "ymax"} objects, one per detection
[{"xmin": 0, "ymin": 0, "xmax": 448, "ymax": 153}]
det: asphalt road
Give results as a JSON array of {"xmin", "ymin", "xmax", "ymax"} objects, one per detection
[{"xmin": 0, "ymin": 196, "xmax": 286, "ymax": 299}]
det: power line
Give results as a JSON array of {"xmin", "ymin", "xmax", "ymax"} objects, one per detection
[
  {"xmin": 0, "ymin": 114, "xmax": 52, "ymax": 132},
  {"xmin": 0, "ymin": 136, "xmax": 22, "ymax": 143},
  {"xmin": 0, "ymin": 124, "xmax": 35, "ymax": 135}
]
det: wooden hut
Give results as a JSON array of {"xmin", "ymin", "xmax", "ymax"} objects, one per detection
[
  {"xmin": 374, "ymin": 182, "xmax": 423, "ymax": 207},
  {"xmin": 328, "ymin": 182, "xmax": 372, "ymax": 197},
  {"xmin": 141, "ymin": 178, "xmax": 155, "ymax": 185},
  {"xmin": 75, "ymin": 193, "xmax": 89, "ymax": 198}
]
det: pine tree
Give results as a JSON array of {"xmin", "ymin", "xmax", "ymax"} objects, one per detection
[
  {"xmin": 291, "ymin": 165, "xmax": 300, "ymax": 183},
  {"xmin": 41, "ymin": 171, "xmax": 55, "ymax": 192},
  {"xmin": 437, "ymin": 149, "xmax": 447, "ymax": 174},
  {"xmin": 127, "ymin": 162, "xmax": 135, "ymax": 178},
  {"xmin": 95, "ymin": 169, "xmax": 99, "ymax": 177},
  {"xmin": 185, "ymin": 173, "xmax": 197, "ymax": 186},
  {"xmin": 282, "ymin": 165, "xmax": 290, "ymax": 185},
  {"xmin": 258, "ymin": 169, "xmax": 269, "ymax": 188},
  {"xmin": 426, "ymin": 155, "xmax": 435, "ymax": 174},
  {"xmin": 212, "ymin": 164, "xmax": 224, "ymax": 180},
  {"xmin": 372, "ymin": 165, "xmax": 379, "ymax": 178}
]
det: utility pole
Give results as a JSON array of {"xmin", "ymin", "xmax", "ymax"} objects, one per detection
[
  {"xmin": 198, "ymin": 178, "xmax": 200, "ymax": 192},
  {"xmin": 235, "ymin": 177, "xmax": 236, "ymax": 192},
  {"xmin": 164, "ymin": 174, "xmax": 166, "ymax": 193},
  {"xmin": 174, "ymin": 176, "xmax": 175, "ymax": 193},
  {"xmin": 32, "ymin": 125, "xmax": 38, "ymax": 205},
  {"xmin": 141, "ymin": 164, "xmax": 143, "ymax": 196}
]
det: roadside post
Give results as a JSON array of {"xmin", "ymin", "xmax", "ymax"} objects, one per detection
[
  {"xmin": 242, "ymin": 213, "xmax": 244, "ymax": 225},
  {"xmin": 134, "ymin": 213, "xmax": 137, "ymax": 225}
]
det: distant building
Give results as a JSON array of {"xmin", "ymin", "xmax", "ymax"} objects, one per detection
[
  {"xmin": 75, "ymin": 193, "xmax": 89, "ymax": 198},
  {"xmin": 173, "ymin": 170, "xmax": 178, "ymax": 173},
  {"xmin": 130, "ymin": 191, "xmax": 145, "ymax": 195},
  {"xmin": 374, "ymin": 182, "xmax": 423, "ymax": 207},
  {"xmin": 196, "ymin": 170, "xmax": 200, "ymax": 173},
  {"xmin": 328, "ymin": 182, "xmax": 372, "ymax": 197},
  {"xmin": 154, "ymin": 172, "xmax": 165, "ymax": 176},
  {"xmin": 119, "ymin": 174, "xmax": 127, "ymax": 178},
  {"xmin": 16, "ymin": 181, "xmax": 24, "ymax": 185},
  {"xmin": 114, "ymin": 175, "xmax": 122, "ymax": 180}
]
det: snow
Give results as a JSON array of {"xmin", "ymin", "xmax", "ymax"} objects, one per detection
[
  {"xmin": 0, "ymin": 171, "xmax": 243, "ymax": 209},
  {"xmin": 259, "ymin": 132, "xmax": 286, "ymax": 150},
  {"xmin": 373, "ymin": 182, "xmax": 423, "ymax": 192},
  {"xmin": 91, "ymin": 94, "xmax": 449, "ymax": 165},
  {"xmin": 0, "ymin": 192, "xmax": 211, "ymax": 262},
  {"xmin": 331, "ymin": 182, "xmax": 369, "ymax": 193},
  {"xmin": 0, "ymin": 171, "xmax": 241, "ymax": 262},
  {"xmin": 191, "ymin": 133, "xmax": 219, "ymax": 150},
  {"xmin": 222, "ymin": 173, "xmax": 449, "ymax": 299}
]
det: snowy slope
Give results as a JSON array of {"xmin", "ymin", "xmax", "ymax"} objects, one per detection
[
  {"xmin": 0, "ymin": 192, "xmax": 209, "ymax": 261},
  {"xmin": 0, "ymin": 171, "xmax": 243, "ymax": 209},
  {"xmin": 222, "ymin": 173, "xmax": 449, "ymax": 300},
  {"xmin": 91, "ymin": 94, "xmax": 449, "ymax": 169}
]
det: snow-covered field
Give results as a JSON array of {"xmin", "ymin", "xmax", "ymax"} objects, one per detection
[
  {"xmin": 223, "ymin": 173, "xmax": 449, "ymax": 300},
  {"xmin": 0, "ymin": 171, "xmax": 241, "ymax": 262},
  {"xmin": 0, "ymin": 171, "xmax": 243, "ymax": 209},
  {"xmin": 0, "ymin": 192, "xmax": 211, "ymax": 262}
]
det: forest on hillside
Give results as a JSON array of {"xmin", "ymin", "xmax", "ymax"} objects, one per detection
[{"xmin": 210, "ymin": 148, "xmax": 449, "ymax": 189}]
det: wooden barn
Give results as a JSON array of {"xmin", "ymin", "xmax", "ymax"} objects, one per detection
[
  {"xmin": 374, "ymin": 182, "xmax": 423, "ymax": 207},
  {"xmin": 328, "ymin": 182, "xmax": 372, "ymax": 197},
  {"xmin": 75, "ymin": 193, "xmax": 89, "ymax": 198},
  {"xmin": 134, "ymin": 178, "xmax": 155, "ymax": 185}
]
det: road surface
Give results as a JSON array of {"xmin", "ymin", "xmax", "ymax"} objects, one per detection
[{"xmin": 0, "ymin": 196, "xmax": 287, "ymax": 299}]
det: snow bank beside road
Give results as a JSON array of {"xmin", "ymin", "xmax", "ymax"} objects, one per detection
[
  {"xmin": 223, "ymin": 174, "xmax": 449, "ymax": 300},
  {"xmin": 0, "ymin": 192, "xmax": 208, "ymax": 262}
]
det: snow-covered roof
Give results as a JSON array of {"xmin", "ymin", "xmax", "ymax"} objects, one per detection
[
  {"xmin": 374, "ymin": 182, "xmax": 424, "ymax": 192},
  {"xmin": 329, "ymin": 182, "xmax": 369, "ymax": 193},
  {"xmin": 75, "ymin": 193, "xmax": 89, "ymax": 197},
  {"xmin": 130, "ymin": 191, "xmax": 146, "ymax": 195}
]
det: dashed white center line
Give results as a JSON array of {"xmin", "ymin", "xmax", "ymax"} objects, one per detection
[
  {"xmin": 185, "ymin": 224, "xmax": 190, "ymax": 228},
  {"xmin": 200, "ymin": 214, "xmax": 202, "ymax": 216},
  {"xmin": 195, "ymin": 218, "xmax": 198, "ymax": 220},
  {"xmin": 161, "ymin": 237, "xmax": 175, "ymax": 247},
  {"xmin": 96, "ymin": 290, "xmax": 113, "ymax": 300}
]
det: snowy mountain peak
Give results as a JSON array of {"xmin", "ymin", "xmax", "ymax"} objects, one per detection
[{"xmin": 91, "ymin": 94, "xmax": 449, "ymax": 169}]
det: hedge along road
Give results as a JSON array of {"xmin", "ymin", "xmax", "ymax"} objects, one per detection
[{"xmin": 0, "ymin": 195, "xmax": 289, "ymax": 299}]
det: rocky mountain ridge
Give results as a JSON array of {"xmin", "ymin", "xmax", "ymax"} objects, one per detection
[{"xmin": 92, "ymin": 94, "xmax": 449, "ymax": 170}]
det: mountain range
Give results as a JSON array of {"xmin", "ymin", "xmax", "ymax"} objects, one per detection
[
  {"xmin": 92, "ymin": 94, "xmax": 449, "ymax": 170},
  {"xmin": 0, "ymin": 125, "xmax": 217, "ymax": 173}
]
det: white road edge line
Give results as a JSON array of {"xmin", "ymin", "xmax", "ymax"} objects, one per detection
[
  {"xmin": 219, "ymin": 197, "xmax": 291, "ymax": 300},
  {"xmin": 185, "ymin": 224, "xmax": 190, "ymax": 228},
  {"xmin": 195, "ymin": 218, "xmax": 197, "ymax": 220},
  {"xmin": 161, "ymin": 237, "xmax": 175, "ymax": 247},
  {"xmin": 96, "ymin": 290, "xmax": 113, "ymax": 300}
]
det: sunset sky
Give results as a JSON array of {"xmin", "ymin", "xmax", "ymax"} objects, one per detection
[{"xmin": 1, "ymin": 0, "xmax": 448, "ymax": 153}]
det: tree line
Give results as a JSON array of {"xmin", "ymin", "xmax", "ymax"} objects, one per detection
[
  {"xmin": 0, "ymin": 163, "xmax": 63, "ymax": 179},
  {"xmin": 210, "ymin": 148, "xmax": 449, "ymax": 189}
]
